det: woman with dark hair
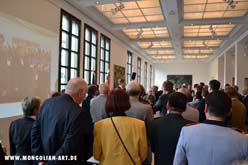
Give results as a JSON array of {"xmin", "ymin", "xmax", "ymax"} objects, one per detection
[
  {"xmin": 9, "ymin": 97, "xmax": 41, "ymax": 165},
  {"xmin": 93, "ymin": 89, "xmax": 147, "ymax": 165}
]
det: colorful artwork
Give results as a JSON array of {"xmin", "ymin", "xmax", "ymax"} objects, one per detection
[
  {"xmin": 114, "ymin": 65, "xmax": 125, "ymax": 88},
  {"xmin": 167, "ymin": 75, "xmax": 192, "ymax": 89}
]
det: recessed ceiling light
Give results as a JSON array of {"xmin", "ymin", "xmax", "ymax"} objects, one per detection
[{"xmin": 95, "ymin": 1, "xmax": 99, "ymax": 5}]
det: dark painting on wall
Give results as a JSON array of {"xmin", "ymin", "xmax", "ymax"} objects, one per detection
[{"xmin": 167, "ymin": 75, "xmax": 192, "ymax": 89}]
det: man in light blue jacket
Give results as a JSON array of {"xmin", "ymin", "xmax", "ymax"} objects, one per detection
[{"xmin": 174, "ymin": 91, "xmax": 248, "ymax": 165}]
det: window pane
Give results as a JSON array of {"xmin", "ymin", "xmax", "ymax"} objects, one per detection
[
  {"xmin": 62, "ymin": 15, "xmax": 69, "ymax": 32},
  {"xmin": 71, "ymin": 52, "xmax": 78, "ymax": 68},
  {"xmin": 61, "ymin": 67, "xmax": 68, "ymax": 83},
  {"xmin": 85, "ymin": 42, "xmax": 90, "ymax": 55},
  {"xmin": 91, "ymin": 45, "xmax": 96, "ymax": 57},
  {"xmin": 71, "ymin": 36, "xmax": 78, "ymax": 52},
  {"xmin": 91, "ymin": 58, "xmax": 96, "ymax": 71},
  {"xmin": 70, "ymin": 69, "xmax": 77, "ymax": 78},
  {"xmin": 72, "ymin": 21, "xmax": 79, "ymax": 36},
  {"xmin": 100, "ymin": 61, "xmax": 104, "ymax": 72},
  {"xmin": 84, "ymin": 71, "xmax": 89, "ymax": 84},
  {"xmin": 85, "ymin": 28, "xmax": 90, "ymax": 41},
  {"xmin": 92, "ymin": 33, "xmax": 97, "ymax": 44},
  {"xmin": 91, "ymin": 71, "xmax": 96, "ymax": 84},
  {"xmin": 100, "ymin": 73, "xmax": 104, "ymax": 83},
  {"xmin": 101, "ymin": 38, "xmax": 104, "ymax": 48},
  {"xmin": 105, "ymin": 73, "xmax": 108, "ymax": 82},
  {"xmin": 60, "ymin": 85, "xmax": 67, "ymax": 91},
  {"xmin": 100, "ymin": 48, "xmax": 104, "ymax": 60},
  {"xmin": 61, "ymin": 49, "xmax": 68, "ymax": 66},
  {"xmin": 61, "ymin": 32, "xmax": 69, "ymax": 48},
  {"xmin": 106, "ymin": 41, "xmax": 110, "ymax": 50},
  {"xmin": 105, "ymin": 63, "xmax": 109, "ymax": 72},
  {"xmin": 105, "ymin": 51, "xmax": 109, "ymax": 62},
  {"xmin": 84, "ymin": 56, "xmax": 90, "ymax": 70}
]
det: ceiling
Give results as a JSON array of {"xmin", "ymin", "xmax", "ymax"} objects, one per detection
[{"xmin": 65, "ymin": 0, "xmax": 248, "ymax": 63}]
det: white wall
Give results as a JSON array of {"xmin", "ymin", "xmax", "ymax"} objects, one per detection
[
  {"xmin": 209, "ymin": 57, "xmax": 218, "ymax": 80},
  {"xmin": 154, "ymin": 62, "xmax": 210, "ymax": 89}
]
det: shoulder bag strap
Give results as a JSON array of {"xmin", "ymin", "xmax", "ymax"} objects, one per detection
[{"xmin": 110, "ymin": 117, "xmax": 135, "ymax": 165}]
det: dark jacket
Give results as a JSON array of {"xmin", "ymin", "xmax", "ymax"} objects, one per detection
[
  {"xmin": 153, "ymin": 92, "xmax": 173, "ymax": 116},
  {"xmin": 9, "ymin": 117, "xmax": 35, "ymax": 165},
  {"xmin": 148, "ymin": 113, "xmax": 193, "ymax": 165},
  {"xmin": 31, "ymin": 94, "xmax": 90, "ymax": 165}
]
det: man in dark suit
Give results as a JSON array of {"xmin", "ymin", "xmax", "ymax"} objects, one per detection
[
  {"xmin": 31, "ymin": 78, "xmax": 90, "ymax": 165},
  {"xmin": 9, "ymin": 97, "xmax": 41, "ymax": 165},
  {"xmin": 153, "ymin": 80, "xmax": 174, "ymax": 116},
  {"xmin": 148, "ymin": 92, "xmax": 194, "ymax": 165}
]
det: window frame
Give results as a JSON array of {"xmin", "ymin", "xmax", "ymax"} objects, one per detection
[
  {"xmin": 83, "ymin": 24, "xmax": 98, "ymax": 85},
  {"xmin": 137, "ymin": 57, "xmax": 142, "ymax": 84},
  {"xmin": 58, "ymin": 9, "xmax": 81, "ymax": 91},
  {"xmin": 99, "ymin": 34, "xmax": 111, "ymax": 84},
  {"xmin": 126, "ymin": 51, "xmax": 133, "ymax": 83},
  {"xmin": 144, "ymin": 61, "xmax": 148, "ymax": 89}
]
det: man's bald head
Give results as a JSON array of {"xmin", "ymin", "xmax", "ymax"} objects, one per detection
[{"xmin": 99, "ymin": 83, "xmax": 109, "ymax": 95}]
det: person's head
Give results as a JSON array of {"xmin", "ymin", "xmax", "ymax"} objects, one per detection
[
  {"xmin": 225, "ymin": 83, "xmax": 231, "ymax": 87},
  {"xmin": 22, "ymin": 97, "xmax": 41, "ymax": 117},
  {"xmin": 242, "ymin": 88, "xmax": 248, "ymax": 95},
  {"xmin": 51, "ymin": 91, "xmax": 61, "ymax": 98},
  {"xmin": 162, "ymin": 80, "xmax": 174, "ymax": 93},
  {"xmin": 126, "ymin": 81, "xmax": 141, "ymax": 97},
  {"xmin": 167, "ymin": 92, "xmax": 188, "ymax": 113},
  {"xmin": 118, "ymin": 79, "xmax": 126, "ymax": 89},
  {"xmin": 202, "ymin": 87, "xmax": 209, "ymax": 98},
  {"xmin": 88, "ymin": 84, "xmax": 98, "ymax": 96},
  {"xmin": 209, "ymin": 79, "xmax": 221, "ymax": 92},
  {"xmin": 139, "ymin": 84, "xmax": 145, "ymax": 97},
  {"xmin": 148, "ymin": 88, "xmax": 153, "ymax": 95},
  {"xmin": 233, "ymin": 85, "xmax": 239, "ymax": 92},
  {"xmin": 205, "ymin": 91, "xmax": 231, "ymax": 120},
  {"xmin": 152, "ymin": 85, "xmax": 158, "ymax": 93},
  {"xmin": 105, "ymin": 89, "xmax": 131, "ymax": 114},
  {"xmin": 99, "ymin": 83, "xmax": 109, "ymax": 95},
  {"xmin": 200, "ymin": 82, "xmax": 205, "ymax": 87},
  {"xmin": 177, "ymin": 87, "xmax": 191, "ymax": 102},
  {"xmin": 225, "ymin": 86, "xmax": 237, "ymax": 98},
  {"xmin": 195, "ymin": 91, "xmax": 203, "ymax": 100},
  {"xmin": 65, "ymin": 77, "xmax": 88, "ymax": 104}
]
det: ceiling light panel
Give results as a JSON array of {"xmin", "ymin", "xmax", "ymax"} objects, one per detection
[
  {"xmin": 184, "ymin": 24, "xmax": 235, "ymax": 37},
  {"xmin": 138, "ymin": 41, "xmax": 173, "ymax": 48},
  {"xmin": 184, "ymin": 55, "xmax": 209, "ymax": 59},
  {"xmin": 184, "ymin": 40, "xmax": 222, "ymax": 47},
  {"xmin": 146, "ymin": 49, "xmax": 175, "ymax": 55},
  {"xmin": 184, "ymin": 0, "xmax": 248, "ymax": 19},
  {"xmin": 183, "ymin": 49, "xmax": 214, "ymax": 54},
  {"xmin": 123, "ymin": 27, "xmax": 169, "ymax": 39},
  {"xmin": 96, "ymin": 0, "xmax": 164, "ymax": 24},
  {"xmin": 152, "ymin": 55, "xmax": 176, "ymax": 60}
]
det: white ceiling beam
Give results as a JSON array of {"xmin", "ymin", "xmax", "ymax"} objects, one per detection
[
  {"xmin": 112, "ymin": 21, "xmax": 167, "ymax": 30},
  {"xmin": 131, "ymin": 37, "xmax": 170, "ymax": 42},
  {"xmin": 183, "ymin": 53, "xmax": 214, "ymax": 56},
  {"xmin": 145, "ymin": 48, "xmax": 175, "ymax": 51},
  {"xmin": 181, "ymin": 16, "xmax": 248, "ymax": 26},
  {"xmin": 76, "ymin": 0, "xmax": 135, "ymax": 7},
  {"xmin": 182, "ymin": 47, "xmax": 217, "ymax": 50},
  {"xmin": 182, "ymin": 36, "xmax": 228, "ymax": 41}
]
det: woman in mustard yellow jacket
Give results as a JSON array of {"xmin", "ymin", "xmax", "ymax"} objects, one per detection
[{"xmin": 93, "ymin": 89, "xmax": 148, "ymax": 165}]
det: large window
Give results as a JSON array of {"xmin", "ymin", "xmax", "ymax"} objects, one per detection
[
  {"xmin": 59, "ymin": 10, "xmax": 81, "ymax": 91},
  {"xmin": 99, "ymin": 34, "xmax": 110, "ymax": 83},
  {"xmin": 126, "ymin": 51, "xmax": 133, "ymax": 83},
  {"xmin": 150, "ymin": 64, "xmax": 153, "ymax": 87},
  {"xmin": 144, "ymin": 62, "xmax": 148, "ymax": 90},
  {"xmin": 137, "ymin": 57, "xmax": 142, "ymax": 84},
  {"xmin": 83, "ymin": 24, "xmax": 98, "ymax": 84}
]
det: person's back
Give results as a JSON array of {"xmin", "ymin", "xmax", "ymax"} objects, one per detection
[
  {"xmin": 31, "ymin": 78, "xmax": 90, "ymax": 164},
  {"xmin": 175, "ymin": 123, "xmax": 248, "ymax": 165},
  {"xmin": 148, "ymin": 92, "xmax": 193, "ymax": 165},
  {"xmin": 94, "ymin": 117, "xmax": 147, "ymax": 165},
  {"xmin": 90, "ymin": 94, "xmax": 107, "ymax": 123},
  {"xmin": 149, "ymin": 114, "xmax": 192, "ymax": 165},
  {"xmin": 229, "ymin": 98, "xmax": 247, "ymax": 131}
]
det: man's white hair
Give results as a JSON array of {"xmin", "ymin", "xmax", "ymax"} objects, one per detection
[
  {"xmin": 65, "ymin": 77, "xmax": 88, "ymax": 94},
  {"xmin": 99, "ymin": 83, "xmax": 109, "ymax": 94}
]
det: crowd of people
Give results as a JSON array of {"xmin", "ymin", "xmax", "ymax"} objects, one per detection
[{"xmin": 1, "ymin": 77, "xmax": 248, "ymax": 165}]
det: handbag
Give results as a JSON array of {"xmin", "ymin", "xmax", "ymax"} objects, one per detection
[{"xmin": 110, "ymin": 117, "xmax": 135, "ymax": 165}]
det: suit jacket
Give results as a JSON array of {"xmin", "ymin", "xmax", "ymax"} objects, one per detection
[
  {"xmin": 153, "ymin": 92, "xmax": 173, "ymax": 116},
  {"xmin": 93, "ymin": 117, "xmax": 147, "ymax": 165},
  {"xmin": 174, "ymin": 120, "xmax": 248, "ymax": 165},
  {"xmin": 31, "ymin": 94, "xmax": 90, "ymax": 164},
  {"xmin": 148, "ymin": 114, "xmax": 193, "ymax": 165},
  {"xmin": 9, "ymin": 117, "xmax": 34, "ymax": 165},
  {"xmin": 90, "ymin": 94, "xmax": 107, "ymax": 123},
  {"xmin": 228, "ymin": 98, "xmax": 247, "ymax": 131}
]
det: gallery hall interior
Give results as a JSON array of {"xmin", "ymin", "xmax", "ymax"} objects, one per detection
[{"xmin": 1, "ymin": 0, "xmax": 248, "ymax": 164}]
